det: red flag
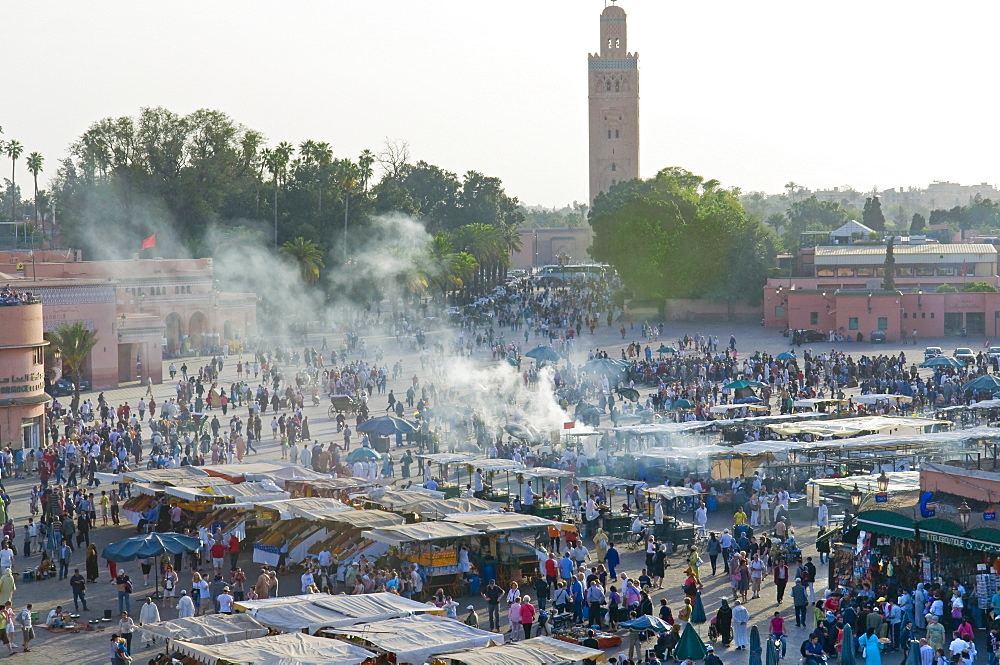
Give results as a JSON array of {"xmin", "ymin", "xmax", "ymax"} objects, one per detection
[{"xmin": 141, "ymin": 234, "xmax": 156, "ymax": 250}]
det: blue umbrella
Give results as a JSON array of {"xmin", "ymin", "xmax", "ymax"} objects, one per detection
[
  {"xmin": 582, "ymin": 358, "xmax": 630, "ymax": 379},
  {"xmin": 920, "ymin": 356, "xmax": 961, "ymax": 369},
  {"xmin": 102, "ymin": 532, "xmax": 202, "ymax": 562},
  {"xmin": 735, "ymin": 396, "xmax": 762, "ymax": 404},
  {"xmin": 620, "ymin": 615, "xmax": 672, "ymax": 633},
  {"xmin": 963, "ymin": 375, "xmax": 1000, "ymax": 393},
  {"xmin": 356, "ymin": 415, "xmax": 418, "ymax": 436},
  {"xmin": 346, "ymin": 447, "xmax": 382, "ymax": 464},
  {"xmin": 776, "ymin": 351, "xmax": 796, "ymax": 360},
  {"xmin": 525, "ymin": 345, "xmax": 561, "ymax": 362}
]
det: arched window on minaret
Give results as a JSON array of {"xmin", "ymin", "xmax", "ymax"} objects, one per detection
[
  {"xmin": 606, "ymin": 80, "xmax": 611, "ymax": 92},
  {"xmin": 608, "ymin": 38, "xmax": 613, "ymax": 49},
  {"xmin": 615, "ymin": 80, "xmax": 620, "ymax": 92},
  {"xmin": 611, "ymin": 163, "xmax": 617, "ymax": 172},
  {"xmin": 615, "ymin": 38, "xmax": 620, "ymax": 48}
]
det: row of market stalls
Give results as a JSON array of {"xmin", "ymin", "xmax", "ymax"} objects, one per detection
[
  {"xmin": 136, "ymin": 592, "xmax": 603, "ymax": 664},
  {"xmin": 816, "ymin": 463, "xmax": 1000, "ymax": 615}
]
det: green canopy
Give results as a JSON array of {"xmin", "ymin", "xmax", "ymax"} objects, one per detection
[
  {"xmin": 724, "ymin": 379, "xmax": 767, "ymax": 390},
  {"xmin": 675, "ymin": 622, "xmax": 708, "ymax": 661},
  {"xmin": 690, "ymin": 592, "xmax": 707, "ymax": 624},
  {"xmin": 856, "ymin": 509, "xmax": 916, "ymax": 539},
  {"xmin": 963, "ymin": 374, "xmax": 1000, "ymax": 393},
  {"xmin": 657, "ymin": 345, "xmax": 677, "ymax": 354}
]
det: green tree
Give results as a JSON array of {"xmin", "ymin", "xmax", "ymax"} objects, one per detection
[
  {"xmin": 782, "ymin": 196, "xmax": 855, "ymax": 250},
  {"xmin": 936, "ymin": 284, "xmax": 958, "ymax": 293},
  {"xmin": 26, "ymin": 152, "xmax": 43, "ymax": 228},
  {"xmin": 46, "ymin": 321, "xmax": 99, "ymax": 414},
  {"xmin": 962, "ymin": 282, "xmax": 998, "ymax": 292},
  {"xmin": 882, "ymin": 236, "xmax": 895, "ymax": 290},
  {"xmin": 910, "ymin": 213, "xmax": 926, "ymax": 235},
  {"xmin": 863, "ymin": 196, "xmax": 886, "ymax": 234},
  {"xmin": 589, "ymin": 167, "xmax": 776, "ymax": 304},
  {"xmin": 280, "ymin": 236, "xmax": 325, "ymax": 284},
  {"xmin": 4, "ymin": 139, "xmax": 24, "ymax": 224}
]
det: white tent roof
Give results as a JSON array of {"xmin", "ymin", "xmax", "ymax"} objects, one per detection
[
  {"xmin": 136, "ymin": 613, "xmax": 267, "ymax": 646},
  {"xmin": 324, "ymin": 614, "xmax": 500, "ymax": 665},
  {"xmin": 446, "ymin": 512, "xmax": 568, "ymax": 532},
  {"xmin": 437, "ymin": 636, "xmax": 604, "ymax": 665},
  {"xmin": 365, "ymin": 521, "xmax": 483, "ymax": 545},
  {"xmin": 173, "ymin": 632, "xmax": 375, "ymax": 665},
  {"xmin": 831, "ymin": 219, "xmax": 875, "ymax": 237},
  {"xmin": 233, "ymin": 592, "xmax": 442, "ymax": 633}
]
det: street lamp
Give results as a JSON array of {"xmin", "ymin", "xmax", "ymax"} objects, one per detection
[
  {"xmin": 958, "ymin": 500, "xmax": 971, "ymax": 531},
  {"xmin": 849, "ymin": 483, "xmax": 863, "ymax": 512},
  {"xmin": 877, "ymin": 471, "xmax": 889, "ymax": 494}
]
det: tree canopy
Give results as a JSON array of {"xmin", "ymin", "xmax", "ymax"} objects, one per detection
[{"xmin": 588, "ymin": 167, "xmax": 777, "ymax": 304}]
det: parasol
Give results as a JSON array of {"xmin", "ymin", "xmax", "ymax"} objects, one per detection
[
  {"xmin": 675, "ymin": 622, "xmax": 708, "ymax": 661},
  {"xmin": 356, "ymin": 415, "xmax": 418, "ymax": 436}
]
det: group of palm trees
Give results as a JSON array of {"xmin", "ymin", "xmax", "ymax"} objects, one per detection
[{"xmin": 0, "ymin": 125, "xmax": 45, "ymax": 236}]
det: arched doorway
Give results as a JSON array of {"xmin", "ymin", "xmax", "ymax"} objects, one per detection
[
  {"xmin": 223, "ymin": 320, "xmax": 232, "ymax": 342},
  {"xmin": 189, "ymin": 311, "xmax": 208, "ymax": 353},
  {"xmin": 165, "ymin": 313, "xmax": 183, "ymax": 355}
]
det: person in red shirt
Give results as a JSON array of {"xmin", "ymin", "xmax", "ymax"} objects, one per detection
[
  {"xmin": 210, "ymin": 540, "xmax": 226, "ymax": 573},
  {"xmin": 544, "ymin": 553, "xmax": 558, "ymax": 591},
  {"xmin": 228, "ymin": 535, "xmax": 240, "ymax": 572}
]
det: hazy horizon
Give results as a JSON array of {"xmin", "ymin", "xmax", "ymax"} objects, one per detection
[{"xmin": 5, "ymin": 1, "xmax": 1000, "ymax": 208}]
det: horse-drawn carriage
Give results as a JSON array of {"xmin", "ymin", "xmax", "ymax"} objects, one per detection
[{"xmin": 328, "ymin": 394, "xmax": 360, "ymax": 419}]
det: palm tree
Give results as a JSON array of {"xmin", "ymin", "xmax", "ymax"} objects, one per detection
[
  {"xmin": 262, "ymin": 144, "xmax": 293, "ymax": 246},
  {"xmin": 5, "ymin": 140, "xmax": 24, "ymax": 227},
  {"xmin": 314, "ymin": 142, "xmax": 333, "ymax": 215},
  {"xmin": 280, "ymin": 237, "xmax": 325, "ymax": 284},
  {"xmin": 26, "ymin": 152, "xmax": 43, "ymax": 233},
  {"xmin": 335, "ymin": 159, "xmax": 360, "ymax": 261},
  {"xmin": 46, "ymin": 321, "xmax": 99, "ymax": 415},
  {"xmin": 358, "ymin": 149, "xmax": 375, "ymax": 192}
]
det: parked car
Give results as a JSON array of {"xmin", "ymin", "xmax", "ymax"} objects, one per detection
[
  {"xmin": 870, "ymin": 331, "xmax": 887, "ymax": 343},
  {"xmin": 795, "ymin": 329, "xmax": 828, "ymax": 343},
  {"xmin": 46, "ymin": 377, "xmax": 90, "ymax": 397},
  {"xmin": 954, "ymin": 348, "xmax": 977, "ymax": 364},
  {"xmin": 988, "ymin": 347, "xmax": 1000, "ymax": 360},
  {"xmin": 924, "ymin": 346, "xmax": 944, "ymax": 359}
]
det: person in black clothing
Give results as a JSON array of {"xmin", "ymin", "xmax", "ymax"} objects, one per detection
[
  {"xmin": 482, "ymin": 579, "xmax": 503, "ymax": 632},
  {"xmin": 70, "ymin": 568, "xmax": 89, "ymax": 611},
  {"xmin": 581, "ymin": 629, "xmax": 600, "ymax": 650},
  {"xmin": 532, "ymin": 575, "xmax": 550, "ymax": 611},
  {"xmin": 705, "ymin": 645, "xmax": 723, "ymax": 665}
]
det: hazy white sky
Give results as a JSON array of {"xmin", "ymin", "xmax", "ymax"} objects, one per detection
[{"xmin": 5, "ymin": 1, "xmax": 1000, "ymax": 207}]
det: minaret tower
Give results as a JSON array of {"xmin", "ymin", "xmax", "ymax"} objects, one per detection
[{"xmin": 588, "ymin": 1, "xmax": 639, "ymax": 204}]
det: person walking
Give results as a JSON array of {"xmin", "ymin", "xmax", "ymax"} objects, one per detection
[
  {"xmin": 706, "ymin": 533, "xmax": 722, "ymax": 575},
  {"xmin": 520, "ymin": 595, "xmax": 536, "ymax": 639},
  {"xmin": 118, "ymin": 611, "xmax": 136, "ymax": 655},
  {"xmin": 70, "ymin": 568, "xmax": 89, "ymax": 611},
  {"xmin": 773, "ymin": 561, "xmax": 790, "ymax": 604},
  {"xmin": 732, "ymin": 599, "xmax": 750, "ymax": 650},
  {"xmin": 139, "ymin": 597, "xmax": 160, "ymax": 648},
  {"xmin": 482, "ymin": 579, "xmax": 502, "ymax": 632},
  {"xmin": 792, "ymin": 578, "xmax": 809, "ymax": 627},
  {"xmin": 15, "ymin": 604, "xmax": 32, "ymax": 653}
]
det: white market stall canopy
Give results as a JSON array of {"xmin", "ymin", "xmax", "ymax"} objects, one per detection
[
  {"xmin": 365, "ymin": 521, "xmax": 483, "ymax": 545},
  {"xmin": 233, "ymin": 592, "xmax": 442, "ymax": 633},
  {"xmin": 173, "ymin": 632, "xmax": 375, "ymax": 665},
  {"xmin": 164, "ymin": 480, "xmax": 288, "ymax": 503},
  {"xmin": 851, "ymin": 394, "xmax": 913, "ymax": 405},
  {"xmin": 644, "ymin": 485, "xmax": 701, "ymax": 500},
  {"xmin": 768, "ymin": 415, "xmax": 949, "ymax": 438},
  {"xmin": 519, "ymin": 468, "xmax": 577, "ymax": 480},
  {"xmin": 136, "ymin": 613, "xmax": 267, "ymax": 647},
  {"xmin": 808, "ymin": 471, "xmax": 921, "ymax": 494},
  {"xmin": 284, "ymin": 498, "xmax": 355, "ymax": 521},
  {"xmin": 408, "ymin": 497, "xmax": 505, "ymax": 519},
  {"xmin": 252, "ymin": 497, "xmax": 347, "ymax": 520},
  {"xmin": 728, "ymin": 426, "xmax": 1000, "ymax": 456},
  {"xmin": 446, "ymin": 512, "xmax": 569, "ymax": 533},
  {"xmin": 792, "ymin": 398, "xmax": 848, "ymax": 409},
  {"xmin": 576, "ymin": 476, "xmax": 643, "ymax": 490},
  {"xmin": 323, "ymin": 614, "xmax": 500, "ymax": 665},
  {"xmin": 201, "ymin": 461, "xmax": 333, "ymax": 487},
  {"xmin": 436, "ymin": 636, "xmax": 604, "ymax": 665},
  {"xmin": 460, "ymin": 458, "xmax": 526, "ymax": 473},
  {"xmin": 416, "ymin": 453, "xmax": 478, "ymax": 465}
]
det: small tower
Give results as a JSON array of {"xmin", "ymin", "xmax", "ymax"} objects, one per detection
[{"xmin": 588, "ymin": 1, "xmax": 639, "ymax": 205}]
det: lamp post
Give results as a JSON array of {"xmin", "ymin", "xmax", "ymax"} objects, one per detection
[
  {"xmin": 958, "ymin": 500, "xmax": 971, "ymax": 531},
  {"xmin": 850, "ymin": 483, "xmax": 863, "ymax": 513},
  {"xmin": 877, "ymin": 471, "xmax": 889, "ymax": 494}
]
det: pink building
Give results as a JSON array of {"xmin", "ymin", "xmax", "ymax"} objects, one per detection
[
  {"xmin": 765, "ymin": 243, "xmax": 1000, "ymax": 340},
  {"xmin": 0, "ymin": 292, "xmax": 47, "ymax": 450},
  {"xmin": 0, "ymin": 252, "xmax": 256, "ymax": 390}
]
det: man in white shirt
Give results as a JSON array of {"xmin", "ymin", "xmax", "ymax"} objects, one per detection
[
  {"xmin": 949, "ymin": 635, "xmax": 970, "ymax": 658},
  {"xmin": 318, "ymin": 548, "xmax": 332, "ymax": 576},
  {"xmin": 300, "ymin": 569, "xmax": 315, "ymax": 594},
  {"xmin": 0, "ymin": 544, "xmax": 13, "ymax": 572},
  {"xmin": 522, "ymin": 482, "xmax": 536, "ymax": 514},
  {"xmin": 216, "ymin": 587, "xmax": 234, "ymax": 614},
  {"xmin": 694, "ymin": 502, "xmax": 708, "ymax": 537},
  {"xmin": 816, "ymin": 501, "xmax": 829, "ymax": 528},
  {"xmin": 472, "ymin": 470, "xmax": 484, "ymax": 498}
]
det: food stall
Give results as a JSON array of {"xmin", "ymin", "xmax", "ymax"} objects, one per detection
[
  {"xmin": 321, "ymin": 614, "xmax": 499, "ymax": 665},
  {"xmin": 285, "ymin": 477, "xmax": 380, "ymax": 500},
  {"xmin": 445, "ymin": 512, "xmax": 568, "ymax": 587},
  {"xmin": 576, "ymin": 476, "xmax": 644, "ymax": 537},
  {"xmin": 518, "ymin": 468, "xmax": 576, "ymax": 519},
  {"xmin": 365, "ymin": 521, "xmax": 484, "ymax": 595},
  {"xmin": 642, "ymin": 485, "xmax": 700, "ymax": 546},
  {"xmin": 252, "ymin": 498, "xmax": 354, "ymax": 567},
  {"xmin": 450, "ymin": 458, "xmax": 526, "ymax": 504},
  {"xmin": 232, "ymin": 592, "xmax": 442, "ymax": 634},
  {"xmin": 172, "ymin": 632, "xmax": 375, "ymax": 665},
  {"xmin": 415, "ymin": 453, "xmax": 478, "ymax": 498},
  {"xmin": 433, "ymin": 635, "xmax": 603, "ymax": 665}
]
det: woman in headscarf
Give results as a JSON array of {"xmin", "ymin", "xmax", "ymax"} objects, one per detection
[
  {"xmin": 86, "ymin": 544, "xmax": 99, "ymax": 583},
  {"xmin": 715, "ymin": 598, "xmax": 733, "ymax": 647},
  {"xmin": 732, "ymin": 599, "xmax": 750, "ymax": 650},
  {"xmin": 859, "ymin": 626, "xmax": 883, "ymax": 665},
  {"xmin": 0, "ymin": 569, "xmax": 15, "ymax": 606},
  {"xmin": 592, "ymin": 527, "xmax": 609, "ymax": 564}
]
